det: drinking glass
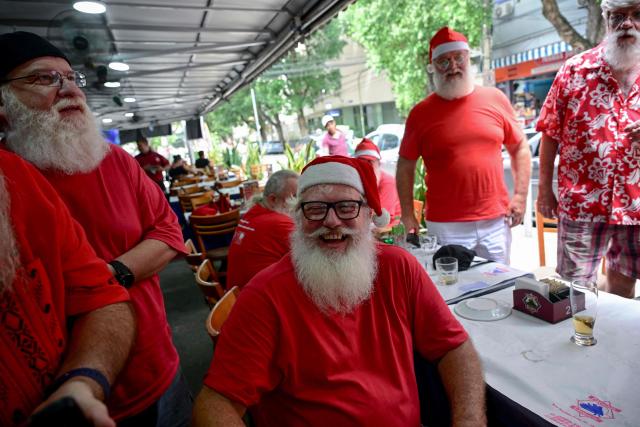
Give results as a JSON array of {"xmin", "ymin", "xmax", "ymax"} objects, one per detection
[
  {"xmin": 435, "ymin": 257, "xmax": 458, "ymax": 285},
  {"xmin": 420, "ymin": 233, "xmax": 438, "ymax": 253},
  {"xmin": 570, "ymin": 280, "xmax": 598, "ymax": 346}
]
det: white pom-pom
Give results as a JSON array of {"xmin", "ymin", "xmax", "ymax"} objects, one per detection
[{"xmin": 373, "ymin": 208, "xmax": 390, "ymax": 227}]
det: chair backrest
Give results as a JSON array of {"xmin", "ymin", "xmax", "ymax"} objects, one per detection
[
  {"xmin": 173, "ymin": 176, "xmax": 200, "ymax": 187},
  {"xmin": 206, "ymin": 286, "xmax": 240, "ymax": 342},
  {"xmin": 219, "ymin": 178, "xmax": 242, "ymax": 189},
  {"xmin": 195, "ymin": 259, "xmax": 226, "ymax": 306},
  {"xmin": 178, "ymin": 191, "xmax": 208, "ymax": 213},
  {"xmin": 190, "ymin": 192, "xmax": 214, "ymax": 210},
  {"xmin": 535, "ymin": 203, "xmax": 558, "ymax": 267},
  {"xmin": 413, "ymin": 199, "xmax": 424, "ymax": 224},
  {"xmin": 185, "ymin": 239, "xmax": 203, "ymax": 271},
  {"xmin": 189, "ymin": 208, "xmax": 241, "ymax": 255},
  {"xmin": 178, "ymin": 185, "xmax": 202, "ymax": 195}
]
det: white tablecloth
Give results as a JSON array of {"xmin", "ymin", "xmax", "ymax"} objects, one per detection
[{"xmin": 453, "ymin": 287, "xmax": 640, "ymax": 426}]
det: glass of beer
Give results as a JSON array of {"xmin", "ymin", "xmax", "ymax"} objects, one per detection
[
  {"xmin": 570, "ymin": 280, "xmax": 598, "ymax": 346},
  {"xmin": 435, "ymin": 257, "xmax": 459, "ymax": 286}
]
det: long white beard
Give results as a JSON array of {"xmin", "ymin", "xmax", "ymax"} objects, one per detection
[
  {"xmin": 0, "ymin": 173, "xmax": 20, "ymax": 293},
  {"xmin": 2, "ymin": 88, "xmax": 109, "ymax": 174},
  {"xmin": 433, "ymin": 68, "xmax": 476, "ymax": 100},
  {"xmin": 290, "ymin": 220, "xmax": 378, "ymax": 314},
  {"xmin": 604, "ymin": 28, "xmax": 640, "ymax": 71}
]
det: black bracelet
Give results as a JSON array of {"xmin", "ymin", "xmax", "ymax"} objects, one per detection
[{"xmin": 46, "ymin": 368, "xmax": 111, "ymax": 400}]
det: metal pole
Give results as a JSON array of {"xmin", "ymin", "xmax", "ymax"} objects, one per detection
[
  {"xmin": 250, "ymin": 87, "xmax": 262, "ymax": 143},
  {"xmin": 357, "ymin": 69, "xmax": 366, "ymax": 136}
]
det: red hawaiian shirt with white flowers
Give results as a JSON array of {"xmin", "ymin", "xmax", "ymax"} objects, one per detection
[{"xmin": 537, "ymin": 44, "xmax": 640, "ymax": 224}]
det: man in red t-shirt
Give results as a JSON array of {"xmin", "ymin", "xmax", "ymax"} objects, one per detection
[
  {"xmin": 227, "ymin": 170, "xmax": 298, "ymax": 289},
  {"xmin": 0, "ymin": 150, "xmax": 135, "ymax": 426},
  {"xmin": 193, "ymin": 156, "xmax": 486, "ymax": 427},
  {"xmin": 536, "ymin": 0, "xmax": 640, "ymax": 298},
  {"xmin": 135, "ymin": 136, "xmax": 169, "ymax": 192},
  {"xmin": 0, "ymin": 32, "xmax": 191, "ymax": 425},
  {"xmin": 354, "ymin": 138, "xmax": 401, "ymax": 224},
  {"xmin": 397, "ymin": 27, "xmax": 530, "ymax": 264}
]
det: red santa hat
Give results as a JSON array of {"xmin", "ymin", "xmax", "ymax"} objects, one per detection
[
  {"xmin": 298, "ymin": 155, "xmax": 390, "ymax": 227},
  {"xmin": 429, "ymin": 26, "xmax": 469, "ymax": 62},
  {"xmin": 354, "ymin": 138, "xmax": 381, "ymax": 161}
]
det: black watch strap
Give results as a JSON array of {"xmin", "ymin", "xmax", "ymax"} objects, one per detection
[
  {"xmin": 46, "ymin": 368, "xmax": 111, "ymax": 400},
  {"xmin": 108, "ymin": 260, "xmax": 135, "ymax": 288}
]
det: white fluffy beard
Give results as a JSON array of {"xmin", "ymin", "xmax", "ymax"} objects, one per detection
[
  {"xmin": 433, "ymin": 67, "xmax": 476, "ymax": 100},
  {"xmin": 2, "ymin": 87, "xmax": 108, "ymax": 174},
  {"xmin": 0, "ymin": 173, "xmax": 20, "ymax": 293},
  {"xmin": 290, "ymin": 221, "xmax": 378, "ymax": 315},
  {"xmin": 604, "ymin": 28, "xmax": 640, "ymax": 71}
]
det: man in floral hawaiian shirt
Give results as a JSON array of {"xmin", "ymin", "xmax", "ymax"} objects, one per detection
[{"xmin": 537, "ymin": 0, "xmax": 640, "ymax": 298}]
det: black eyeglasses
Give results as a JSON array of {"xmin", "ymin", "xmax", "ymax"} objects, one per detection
[
  {"xmin": 609, "ymin": 9, "xmax": 640, "ymax": 28},
  {"xmin": 0, "ymin": 70, "xmax": 87, "ymax": 88},
  {"xmin": 300, "ymin": 200, "xmax": 364, "ymax": 221}
]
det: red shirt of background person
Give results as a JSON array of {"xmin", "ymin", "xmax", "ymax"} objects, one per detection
[
  {"xmin": 192, "ymin": 156, "xmax": 487, "ymax": 427},
  {"xmin": 0, "ymin": 150, "xmax": 135, "ymax": 427},
  {"xmin": 353, "ymin": 138, "xmax": 401, "ymax": 224},
  {"xmin": 0, "ymin": 32, "xmax": 190, "ymax": 424},
  {"xmin": 320, "ymin": 114, "xmax": 349, "ymax": 156},
  {"xmin": 226, "ymin": 170, "xmax": 298, "ymax": 289},
  {"xmin": 135, "ymin": 136, "xmax": 169, "ymax": 190}
]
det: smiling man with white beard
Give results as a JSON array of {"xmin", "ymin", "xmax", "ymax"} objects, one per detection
[
  {"xmin": 193, "ymin": 156, "xmax": 486, "ymax": 427},
  {"xmin": 0, "ymin": 31, "xmax": 191, "ymax": 426},
  {"xmin": 536, "ymin": 0, "xmax": 640, "ymax": 298},
  {"xmin": 396, "ymin": 27, "xmax": 531, "ymax": 266}
]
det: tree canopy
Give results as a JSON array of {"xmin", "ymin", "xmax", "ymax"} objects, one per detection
[{"xmin": 341, "ymin": 0, "xmax": 488, "ymax": 116}]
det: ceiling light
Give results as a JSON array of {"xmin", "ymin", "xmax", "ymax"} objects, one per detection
[
  {"xmin": 104, "ymin": 81, "xmax": 120, "ymax": 88},
  {"xmin": 124, "ymin": 112, "xmax": 134, "ymax": 118},
  {"xmin": 102, "ymin": 118, "xmax": 113, "ymax": 124},
  {"xmin": 73, "ymin": 1, "xmax": 106, "ymax": 14},
  {"xmin": 108, "ymin": 62, "xmax": 129, "ymax": 71},
  {"xmin": 123, "ymin": 97, "xmax": 136, "ymax": 103}
]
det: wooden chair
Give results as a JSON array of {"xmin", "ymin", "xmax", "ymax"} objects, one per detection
[
  {"xmin": 190, "ymin": 209, "xmax": 241, "ymax": 286},
  {"xmin": 177, "ymin": 185, "xmax": 202, "ymax": 195},
  {"xmin": 206, "ymin": 286, "xmax": 240, "ymax": 343},
  {"xmin": 178, "ymin": 191, "xmax": 208, "ymax": 213},
  {"xmin": 195, "ymin": 259, "xmax": 226, "ymax": 307},
  {"xmin": 413, "ymin": 199, "xmax": 424, "ymax": 224},
  {"xmin": 218, "ymin": 178, "xmax": 242, "ymax": 189},
  {"xmin": 172, "ymin": 176, "xmax": 200, "ymax": 187},
  {"xmin": 184, "ymin": 239, "xmax": 203, "ymax": 272},
  {"xmin": 190, "ymin": 192, "xmax": 214, "ymax": 211}
]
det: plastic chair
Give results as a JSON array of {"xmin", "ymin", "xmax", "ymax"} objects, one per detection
[{"xmin": 206, "ymin": 286, "xmax": 240, "ymax": 344}]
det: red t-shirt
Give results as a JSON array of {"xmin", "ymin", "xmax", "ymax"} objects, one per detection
[
  {"xmin": 205, "ymin": 244, "xmax": 468, "ymax": 426},
  {"xmin": 226, "ymin": 204, "xmax": 294, "ymax": 289},
  {"xmin": 135, "ymin": 150, "xmax": 168, "ymax": 185},
  {"xmin": 0, "ymin": 151, "xmax": 129, "ymax": 426},
  {"xmin": 40, "ymin": 145, "xmax": 186, "ymax": 419},
  {"xmin": 379, "ymin": 170, "xmax": 402, "ymax": 221},
  {"xmin": 400, "ymin": 86, "xmax": 524, "ymax": 222}
]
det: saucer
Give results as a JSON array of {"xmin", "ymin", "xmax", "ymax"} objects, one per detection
[{"xmin": 454, "ymin": 297, "xmax": 512, "ymax": 321}]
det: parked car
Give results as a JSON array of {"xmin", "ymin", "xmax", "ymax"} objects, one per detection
[
  {"xmin": 365, "ymin": 124, "xmax": 405, "ymax": 176},
  {"xmin": 262, "ymin": 140, "xmax": 284, "ymax": 155}
]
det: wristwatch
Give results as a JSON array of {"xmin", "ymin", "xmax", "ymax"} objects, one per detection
[{"xmin": 108, "ymin": 260, "xmax": 135, "ymax": 288}]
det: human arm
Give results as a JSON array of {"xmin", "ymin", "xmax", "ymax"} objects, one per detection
[
  {"xmin": 396, "ymin": 156, "xmax": 420, "ymax": 232},
  {"xmin": 192, "ymin": 386, "xmax": 246, "ymax": 427},
  {"xmin": 109, "ymin": 239, "xmax": 177, "ymax": 282},
  {"xmin": 437, "ymin": 340, "xmax": 487, "ymax": 427},
  {"xmin": 32, "ymin": 302, "xmax": 136, "ymax": 427},
  {"xmin": 504, "ymin": 137, "xmax": 531, "ymax": 226},
  {"xmin": 536, "ymin": 134, "xmax": 559, "ymax": 219}
]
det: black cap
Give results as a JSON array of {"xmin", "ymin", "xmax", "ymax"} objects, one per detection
[{"xmin": 0, "ymin": 31, "xmax": 71, "ymax": 79}]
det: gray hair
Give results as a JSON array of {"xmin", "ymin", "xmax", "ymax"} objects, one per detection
[
  {"xmin": 263, "ymin": 169, "xmax": 299, "ymax": 198},
  {"xmin": 602, "ymin": 0, "xmax": 640, "ymax": 15}
]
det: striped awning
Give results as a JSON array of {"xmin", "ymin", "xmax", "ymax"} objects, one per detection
[{"xmin": 492, "ymin": 41, "xmax": 573, "ymax": 69}]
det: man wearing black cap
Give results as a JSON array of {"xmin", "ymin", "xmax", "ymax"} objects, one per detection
[{"xmin": 0, "ymin": 31, "xmax": 192, "ymax": 426}]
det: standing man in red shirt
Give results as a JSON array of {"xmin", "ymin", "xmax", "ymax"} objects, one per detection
[
  {"xmin": 536, "ymin": 0, "xmax": 640, "ymax": 298},
  {"xmin": 354, "ymin": 138, "xmax": 402, "ymax": 223},
  {"xmin": 226, "ymin": 170, "xmax": 298, "ymax": 289},
  {"xmin": 135, "ymin": 136, "xmax": 169, "ymax": 192},
  {"xmin": 397, "ymin": 27, "xmax": 531, "ymax": 264},
  {"xmin": 320, "ymin": 114, "xmax": 349, "ymax": 156},
  {"xmin": 192, "ymin": 156, "xmax": 486, "ymax": 427},
  {"xmin": 0, "ymin": 31, "xmax": 191, "ymax": 426},
  {"xmin": 0, "ymin": 151, "xmax": 136, "ymax": 427}
]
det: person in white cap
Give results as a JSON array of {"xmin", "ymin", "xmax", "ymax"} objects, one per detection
[
  {"xmin": 354, "ymin": 137, "xmax": 402, "ymax": 224},
  {"xmin": 320, "ymin": 114, "xmax": 349, "ymax": 156},
  {"xmin": 396, "ymin": 27, "xmax": 531, "ymax": 265},
  {"xmin": 536, "ymin": 0, "xmax": 640, "ymax": 298},
  {"xmin": 193, "ymin": 155, "xmax": 486, "ymax": 427}
]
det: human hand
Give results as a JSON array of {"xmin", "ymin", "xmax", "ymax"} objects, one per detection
[
  {"xmin": 536, "ymin": 188, "xmax": 558, "ymax": 219},
  {"xmin": 506, "ymin": 194, "xmax": 526, "ymax": 227},
  {"xmin": 31, "ymin": 380, "xmax": 114, "ymax": 427},
  {"xmin": 400, "ymin": 214, "xmax": 420, "ymax": 234},
  {"xmin": 624, "ymin": 120, "xmax": 640, "ymax": 144}
]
